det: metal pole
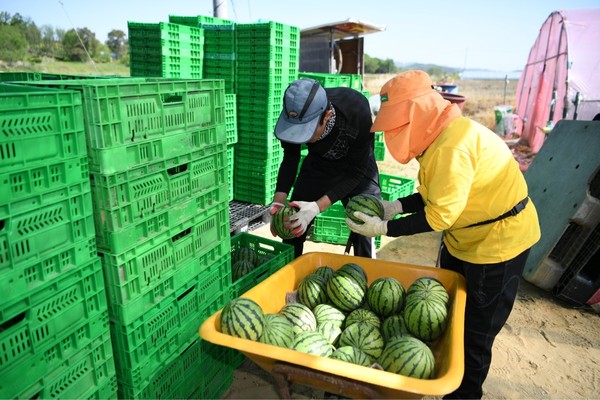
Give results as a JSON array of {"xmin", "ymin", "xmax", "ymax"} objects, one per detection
[{"xmin": 213, "ymin": 0, "xmax": 228, "ymax": 18}]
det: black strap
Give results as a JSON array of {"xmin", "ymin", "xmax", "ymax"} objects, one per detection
[
  {"xmin": 465, "ymin": 197, "xmax": 529, "ymax": 228},
  {"xmin": 298, "ymin": 81, "xmax": 320, "ymax": 120}
]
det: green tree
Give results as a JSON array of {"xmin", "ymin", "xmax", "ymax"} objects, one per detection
[
  {"xmin": 106, "ymin": 29, "xmax": 127, "ymax": 60},
  {"xmin": 61, "ymin": 27, "xmax": 99, "ymax": 61},
  {"xmin": 0, "ymin": 24, "xmax": 28, "ymax": 62}
]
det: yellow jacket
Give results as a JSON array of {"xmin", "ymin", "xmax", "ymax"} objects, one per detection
[{"xmin": 417, "ymin": 117, "xmax": 541, "ymax": 264}]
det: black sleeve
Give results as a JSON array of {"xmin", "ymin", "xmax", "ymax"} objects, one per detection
[
  {"xmin": 386, "ymin": 212, "xmax": 434, "ymax": 237},
  {"xmin": 275, "ymin": 141, "xmax": 301, "ymax": 194},
  {"xmin": 399, "ymin": 192, "xmax": 425, "ymax": 214}
]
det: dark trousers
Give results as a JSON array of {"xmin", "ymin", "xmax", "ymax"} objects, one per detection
[{"xmin": 440, "ymin": 246, "xmax": 530, "ymax": 399}]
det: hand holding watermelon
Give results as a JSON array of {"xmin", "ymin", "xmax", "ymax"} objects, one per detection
[
  {"xmin": 381, "ymin": 199, "xmax": 404, "ymax": 220},
  {"xmin": 346, "ymin": 212, "xmax": 388, "ymax": 237},
  {"xmin": 288, "ymin": 201, "xmax": 320, "ymax": 237},
  {"xmin": 271, "ymin": 204, "xmax": 299, "ymax": 239},
  {"xmin": 268, "ymin": 202, "xmax": 285, "ymax": 236}
]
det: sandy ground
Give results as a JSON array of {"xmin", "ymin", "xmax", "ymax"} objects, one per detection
[{"xmin": 220, "ymin": 224, "xmax": 600, "ymax": 399}]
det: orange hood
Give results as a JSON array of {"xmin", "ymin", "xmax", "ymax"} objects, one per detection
[{"xmin": 372, "ymin": 70, "xmax": 462, "ymax": 164}]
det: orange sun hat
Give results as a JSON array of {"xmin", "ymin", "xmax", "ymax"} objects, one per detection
[{"xmin": 372, "ymin": 70, "xmax": 461, "ymax": 164}]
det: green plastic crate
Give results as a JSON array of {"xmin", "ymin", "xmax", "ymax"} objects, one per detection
[
  {"xmin": 311, "ymin": 201, "xmax": 381, "ymax": 249},
  {"xmin": 380, "ymin": 173, "xmax": 416, "ymax": 201},
  {"xmin": 374, "ymin": 132, "xmax": 386, "ymax": 161},
  {"xmin": 12, "ymin": 331, "xmax": 116, "ymax": 400},
  {"xmin": 230, "ymin": 232, "xmax": 295, "ymax": 298},
  {"xmin": 112, "ymin": 269, "xmax": 232, "ymax": 389},
  {"xmin": 168, "ymin": 14, "xmax": 235, "ymax": 27},
  {"xmin": 0, "ymin": 83, "xmax": 88, "ymax": 172},
  {"xmin": 0, "ymin": 258, "xmax": 108, "ymax": 397},
  {"xmin": 107, "ymin": 249, "xmax": 231, "ymax": 327}
]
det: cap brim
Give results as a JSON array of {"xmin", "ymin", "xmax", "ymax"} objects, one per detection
[
  {"xmin": 274, "ymin": 110, "xmax": 319, "ymax": 144},
  {"xmin": 371, "ymin": 99, "xmax": 411, "ymax": 132}
]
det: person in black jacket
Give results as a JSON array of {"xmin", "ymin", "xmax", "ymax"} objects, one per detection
[{"xmin": 269, "ymin": 78, "xmax": 381, "ymax": 258}]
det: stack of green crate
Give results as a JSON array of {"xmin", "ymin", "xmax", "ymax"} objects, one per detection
[
  {"xmin": 128, "ymin": 22, "xmax": 204, "ymax": 79},
  {"xmin": 374, "ymin": 131, "xmax": 386, "ymax": 161},
  {"xmin": 22, "ymin": 77, "xmax": 233, "ymax": 399},
  {"xmin": 0, "ymin": 83, "xmax": 117, "ymax": 399},
  {"xmin": 169, "ymin": 15, "xmax": 236, "ymax": 93},
  {"xmin": 225, "ymin": 93, "xmax": 238, "ymax": 201},
  {"xmin": 298, "ymin": 71, "xmax": 363, "ymax": 91},
  {"xmin": 233, "ymin": 21, "xmax": 300, "ymax": 205}
]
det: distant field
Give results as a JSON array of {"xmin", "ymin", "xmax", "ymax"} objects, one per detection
[
  {"xmin": 0, "ymin": 61, "xmax": 515, "ymax": 131},
  {"xmin": 364, "ymin": 73, "xmax": 518, "ymax": 130}
]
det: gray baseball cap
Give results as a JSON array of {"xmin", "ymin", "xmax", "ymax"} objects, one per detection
[{"xmin": 275, "ymin": 78, "xmax": 328, "ymax": 144}]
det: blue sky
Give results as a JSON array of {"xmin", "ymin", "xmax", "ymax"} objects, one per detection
[{"xmin": 3, "ymin": 0, "xmax": 599, "ymax": 71}]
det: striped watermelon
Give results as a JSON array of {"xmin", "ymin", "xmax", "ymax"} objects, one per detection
[
  {"xmin": 338, "ymin": 263, "xmax": 368, "ymax": 289},
  {"xmin": 259, "ymin": 313, "xmax": 294, "ymax": 348},
  {"xmin": 272, "ymin": 205, "xmax": 298, "ymax": 240},
  {"xmin": 314, "ymin": 265, "xmax": 334, "ymax": 282},
  {"xmin": 318, "ymin": 321, "xmax": 342, "ymax": 346},
  {"xmin": 379, "ymin": 335, "xmax": 435, "ymax": 379},
  {"xmin": 382, "ymin": 314, "xmax": 410, "ymax": 342},
  {"xmin": 279, "ymin": 303, "xmax": 317, "ymax": 334},
  {"xmin": 220, "ymin": 298, "xmax": 265, "ymax": 341},
  {"xmin": 367, "ymin": 277, "xmax": 405, "ymax": 318},
  {"xmin": 232, "ymin": 260, "xmax": 255, "ymax": 281},
  {"xmin": 326, "ymin": 269, "xmax": 366, "ymax": 312},
  {"xmin": 297, "ymin": 274, "xmax": 328, "ymax": 309},
  {"xmin": 345, "ymin": 308, "xmax": 381, "ymax": 330},
  {"xmin": 293, "ymin": 331, "xmax": 334, "ymax": 357},
  {"xmin": 405, "ymin": 277, "xmax": 449, "ymax": 306},
  {"xmin": 257, "ymin": 254, "xmax": 274, "ymax": 266},
  {"xmin": 232, "ymin": 246, "xmax": 258, "ymax": 266},
  {"xmin": 403, "ymin": 296, "xmax": 448, "ymax": 342},
  {"xmin": 313, "ymin": 304, "xmax": 346, "ymax": 328},
  {"xmin": 338, "ymin": 322, "xmax": 385, "ymax": 363},
  {"xmin": 345, "ymin": 193, "xmax": 384, "ymax": 224},
  {"xmin": 330, "ymin": 346, "xmax": 372, "ymax": 367}
]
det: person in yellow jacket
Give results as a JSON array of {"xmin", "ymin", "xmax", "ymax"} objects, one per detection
[{"xmin": 346, "ymin": 70, "xmax": 541, "ymax": 399}]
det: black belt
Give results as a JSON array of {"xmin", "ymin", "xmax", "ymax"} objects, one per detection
[{"xmin": 465, "ymin": 197, "xmax": 529, "ymax": 228}]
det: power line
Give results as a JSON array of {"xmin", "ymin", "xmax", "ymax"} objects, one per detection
[{"xmin": 58, "ymin": 0, "xmax": 96, "ymax": 69}]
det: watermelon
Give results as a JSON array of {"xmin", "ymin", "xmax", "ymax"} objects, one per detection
[
  {"xmin": 259, "ymin": 313, "xmax": 294, "ymax": 348},
  {"xmin": 338, "ymin": 263, "xmax": 368, "ymax": 289},
  {"xmin": 326, "ymin": 269, "xmax": 366, "ymax": 312},
  {"xmin": 297, "ymin": 274, "xmax": 328, "ymax": 309},
  {"xmin": 338, "ymin": 322, "xmax": 385, "ymax": 363},
  {"xmin": 293, "ymin": 331, "xmax": 334, "ymax": 357},
  {"xmin": 403, "ymin": 296, "xmax": 448, "ymax": 342},
  {"xmin": 345, "ymin": 308, "xmax": 381, "ymax": 330},
  {"xmin": 330, "ymin": 346, "xmax": 372, "ymax": 367},
  {"xmin": 220, "ymin": 298, "xmax": 265, "ymax": 341},
  {"xmin": 232, "ymin": 259, "xmax": 255, "ymax": 281},
  {"xmin": 318, "ymin": 321, "xmax": 342, "ymax": 346},
  {"xmin": 279, "ymin": 303, "xmax": 317, "ymax": 334},
  {"xmin": 405, "ymin": 277, "xmax": 449, "ymax": 306},
  {"xmin": 345, "ymin": 193, "xmax": 384, "ymax": 224},
  {"xmin": 272, "ymin": 205, "xmax": 298, "ymax": 239},
  {"xmin": 232, "ymin": 246, "xmax": 258, "ymax": 266},
  {"xmin": 313, "ymin": 304, "xmax": 346, "ymax": 328},
  {"xmin": 378, "ymin": 336, "xmax": 435, "ymax": 379},
  {"xmin": 257, "ymin": 254, "xmax": 274, "ymax": 266},
  {"xmin": 382, "ymin": 314, "xmax": 410, "ymax": 342},
  {"xmin": 314, "ymin": 265, "xmax": 334, "ymax": 282},
  {"xmin": 367, "ymin": 277, "xmax": 405, "ymax": 318}
]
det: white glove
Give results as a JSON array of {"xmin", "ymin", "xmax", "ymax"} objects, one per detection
[
  {"xmin": 381, "ymin": 199, "xmax": 404, "ymax": 220},
  {"xmin": 288, "ymin": 201, "xmax": 320, "ymax": 237},
  {"xmin": 346, "ymin": 211, "xmax": 388, "ymax": 237},
  {"xmin": 268, "ymin": 202, "xmax": 285, "ymax": 237}
]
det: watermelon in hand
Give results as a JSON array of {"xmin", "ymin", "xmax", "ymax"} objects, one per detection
[
  {"xmin": 272, "ymin": 205, "xmax": 298, "ymax": 239},
  {"xmin": 345, "ymin": 194, "xmax": 384, "ymax": 224}
]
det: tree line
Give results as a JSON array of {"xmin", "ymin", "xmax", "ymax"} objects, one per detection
[{"xmin": 0, "ymin": 11, "xmax": 128, "ymax": 64}]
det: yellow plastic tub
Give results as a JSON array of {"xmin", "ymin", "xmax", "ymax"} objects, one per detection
[{"xmin": 199, "ymin": 252, "xmax": 467, "ymax": 399}]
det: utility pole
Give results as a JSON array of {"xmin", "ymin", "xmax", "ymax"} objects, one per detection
[{"xmin": 213, "ymin": 0, "xmax": 228, "ymax": 18}]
